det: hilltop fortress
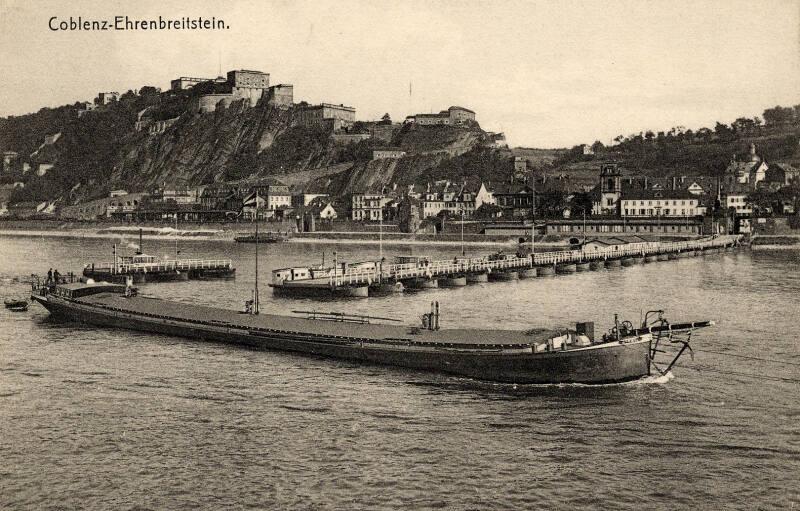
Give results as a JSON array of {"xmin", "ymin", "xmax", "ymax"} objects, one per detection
[
  {"xmin": 171, "ymin": 68, "xmax": 478, "ymax": 133},
  {"xmin": 172, "ymin": 69, "xmax": 358, "ymax": 131},
  {"xmin": 172, "ymin": 69, "xmax": 292, "ymax": 112}
]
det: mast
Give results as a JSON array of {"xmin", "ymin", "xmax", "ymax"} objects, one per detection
[
  {"xmin": 582, "ymin": 209, "xmax": 587, "ymax": 261},
  {"xmin": 530, "ymin": 179, "xmax": 536, "ymax": 255},
  {"xmin": 656, "ymin": 206, "xmax": 661, "ymax": 243},
  {"xmin": 583, "ymin": 210, "xmax": 587, "ymax": 244},
  {"xmin": 460, "ymin": 209, "xmax": 465, "ymax": 257},
  {"xmin": 254, "ymin": 190, "xmax": 260, "ymax": 315},
  {"xmin": 174, "ymin": 214, "xmax": 179, "ymax": 260}
]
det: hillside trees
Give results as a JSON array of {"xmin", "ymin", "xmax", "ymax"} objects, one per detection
[
  {"xmin": 427, "ymin": 146, "xmax": 512, "ymax": 184},
  {"xmin": 762, "ymin": 106, "xmax": 797, "ymax": 126}
]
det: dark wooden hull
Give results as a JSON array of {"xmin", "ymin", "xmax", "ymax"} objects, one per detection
[
  {"xmin": 234, "ymin": 235, "xmax": 287, "ymax": 243},
  {"xmin": 4, "ymin": 300, "xmax": 28, "ymax": 312},
  {"xmin": 31, "ymin": 294, "xmax": 651, "ymax": 384}
]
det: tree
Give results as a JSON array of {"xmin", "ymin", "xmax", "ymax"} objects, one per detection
[
  {"xmin": 714, "ymin": 122, "xmax": 733, "ymax": 139},
  {"xmin": 732, "ymin": 117, "xmax": 756, "ymax": 133},
  {"xmin": 696, "ymin": 127, "xmax": 713, "ymax": 141},
  {"xmin": 763, "ymin": 106, "xmax": 795, "ymax": 125},
  {"xmin": 570, "ymin": 192, "xmax": 594, "ymax": 216},
  {"xmin": 538, "ymin": 191, "xmax": 567, "ymax": 218},
  {"xmin": 474, "ymin": 203, "xmax": 502, "ymax": 220},
  {"xmin": 139, "ymin": 86, "xmax": 160, "ymax": 97},
  {"xmin": 591, "ymin": 140, "xmax": 604, "ymax": 153}
]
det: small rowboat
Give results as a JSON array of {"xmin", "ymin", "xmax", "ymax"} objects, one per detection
[{"xmin": 4, "ymin": 299, "xmax": 29, "ymax": 312}]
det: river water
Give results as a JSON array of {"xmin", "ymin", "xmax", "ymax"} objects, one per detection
[{"xmin": 1, "ymin": 234, "xmax": 798, "ymax": 510}]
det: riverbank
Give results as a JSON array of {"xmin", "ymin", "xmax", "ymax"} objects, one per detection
[
  {"xmin": 0, "ymin": 218, "xmax": 770, "ymax": 249},
  {"xmin": 0, "ymin": 219, "xmax": 555, "ymax": 247},
  {"xmin": 750, "ymin": 234, "xmax": 800, "ymax": 250},
  {"xmin": 0, "ymin": 228, "xmax": 563, "ymax": 248}
]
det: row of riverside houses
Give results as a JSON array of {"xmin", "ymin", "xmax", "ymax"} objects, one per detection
[
  {"xmin": 55, "ymin": 179, "xmax": 340, "ymax": 223},
  {"xmin": 349, "ymin": 143, "xmax": 799, "ymax": 236},
  {"xmin": 28, "ymin": 141, "xmax": 799, "ymax": 237},
  {"xmin": 569, "ymin": 143, "xmax": 798, "ymax": 235},
  {"xmin": 350, "ymin": 181, "xmax": 495, "ymax": 222}
]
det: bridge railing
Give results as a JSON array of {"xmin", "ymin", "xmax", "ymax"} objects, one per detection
[
  {"xmin": 312, "ymin": 235, "xmax": 741, "ymax": 287},
  {"xmin": 85, "ymin": 258, "xmax": 233, "ymax": 273}
]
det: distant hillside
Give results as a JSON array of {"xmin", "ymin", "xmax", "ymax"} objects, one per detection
[
  {"xmin": 4, "ymin": 88, "xmax": 798, "ymax": 207},
  {"xmin": 512, "ymin": 147, "xmax": 566, "ymax": 169},
  {"xmin": 552, "ymin": 106, "xmax": 800, "ymax": 179},
  {"xmin": 0, "ymin": 88, "xmax": 496, "ymax": 205}
]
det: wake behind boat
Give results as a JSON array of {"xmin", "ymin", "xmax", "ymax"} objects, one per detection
[{"xmin": 30, "ymin": 280, "xmax": 709, "ymax": 384}]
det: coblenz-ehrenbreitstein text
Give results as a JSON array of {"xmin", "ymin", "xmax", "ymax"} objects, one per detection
[{"xmin": 48, "ymin": 16, "xmax": 228, "ymax": 31}]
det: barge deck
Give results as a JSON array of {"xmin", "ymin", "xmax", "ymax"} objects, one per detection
[{"xmin": 29, "ymin": 282, "xmax": 705, "ymax": 384}]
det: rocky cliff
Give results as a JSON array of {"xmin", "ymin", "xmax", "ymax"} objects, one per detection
[{"xmin": 0, "ymin": 90, "xmax": 495, "ymax": 204}]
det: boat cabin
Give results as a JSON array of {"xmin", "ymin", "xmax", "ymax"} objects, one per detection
[
  {"xmin": 395, "ymin": 255, "xmax": 430, "ymax": 265},
  {"xmin": 52, "ymin": 282, "xmax": 127, "ymax": 300},
  {"xmin": 119, "ymin": 253, "xmax": 159, "ymax": 265},
  {"xmin": 271, "ymin": 260, "xmax": 381, "ymax": 285},
  {"xmin": 272, "ymin": 267, "xmax": 315, "ymax": 285}
]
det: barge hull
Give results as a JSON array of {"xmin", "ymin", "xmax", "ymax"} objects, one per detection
[{"xmin": 33, "ymin": 294, "xmax": 650, "ymax": 384}]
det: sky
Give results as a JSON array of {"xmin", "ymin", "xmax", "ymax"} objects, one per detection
[{"xmin": 1, "ymin": 0, "xmax": 798, "ymax": 148}]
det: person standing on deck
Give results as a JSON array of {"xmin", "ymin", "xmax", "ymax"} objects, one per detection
[
  {"xmin": 46, "ymin": 268, "xmax": 53, "ymax": 285},
  {"xmin": 53, "ymin": 269, "xmax": 61, "ymax": 284}
]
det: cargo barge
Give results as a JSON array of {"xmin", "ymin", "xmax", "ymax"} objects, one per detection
[{"xmin": 30, "ymin": 281, "xmax": 708, "ymax": 384}]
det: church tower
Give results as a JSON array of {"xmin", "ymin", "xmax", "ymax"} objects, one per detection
[
  {"xmin": 599, "ymin": 163, "xmax": 621, "ymax": 215},
  {"xmin": 749, "ymin": 143, "xmax": 760, "ymax": 162}
]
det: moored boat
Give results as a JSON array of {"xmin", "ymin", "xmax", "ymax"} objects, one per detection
[
  {"xmin": 83, "ymin": 229, "xmax": 235, "ymax": 283},
  {"xmin": 234, "ymin": 231, "xmax": 290, "ymax": 243},
  {"xmin": 30, "ymin": 281, "xmax": 709, "ymax": 384},
  {"xmin": 4, "ymin": 298, "xmax": 28, "ymax": 312}
]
